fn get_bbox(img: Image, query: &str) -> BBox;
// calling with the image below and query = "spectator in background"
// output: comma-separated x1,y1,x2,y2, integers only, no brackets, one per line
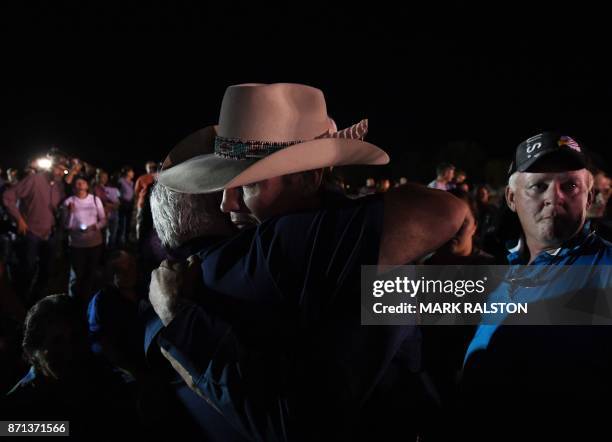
63,158,84,188
428,162,455,191
6,168,19,186
117,166,135,246
63,177,106,303
453,169,469,192
0,169,7,217
473,184,500,251
0,169,16,314
135,178,165,278
88,247,244,440
24,158,38,176
0,168,24,321
93,170,120,249
376,178,391,193
2,157,67,305
88,250,143,376
134,161,159,210
4,294,140,439
453,169,466,184
588,170,612,241
134,161,160,261
588,170,611,219
358,177,377,197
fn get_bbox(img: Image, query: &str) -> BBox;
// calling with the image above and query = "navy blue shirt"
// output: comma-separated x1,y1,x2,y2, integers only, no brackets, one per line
150,195,422,440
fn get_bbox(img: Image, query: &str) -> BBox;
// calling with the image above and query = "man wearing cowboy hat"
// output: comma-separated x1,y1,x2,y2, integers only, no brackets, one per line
149,83,467,440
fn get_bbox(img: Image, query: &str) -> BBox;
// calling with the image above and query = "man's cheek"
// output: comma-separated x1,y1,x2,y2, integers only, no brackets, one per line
243,198,258,216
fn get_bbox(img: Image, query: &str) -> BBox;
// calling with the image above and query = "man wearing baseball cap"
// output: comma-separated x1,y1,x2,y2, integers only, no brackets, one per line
461,132,612,440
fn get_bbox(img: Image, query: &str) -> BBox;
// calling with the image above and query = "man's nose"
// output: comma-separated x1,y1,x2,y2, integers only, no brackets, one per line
221,188,244,213
544,182,564,206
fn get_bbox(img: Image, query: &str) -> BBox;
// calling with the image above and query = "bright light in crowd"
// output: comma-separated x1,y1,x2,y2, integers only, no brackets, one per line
36,158,53,170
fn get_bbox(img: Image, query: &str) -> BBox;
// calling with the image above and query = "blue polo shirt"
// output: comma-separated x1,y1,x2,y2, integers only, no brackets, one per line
460,223,612,438
464,223,612,364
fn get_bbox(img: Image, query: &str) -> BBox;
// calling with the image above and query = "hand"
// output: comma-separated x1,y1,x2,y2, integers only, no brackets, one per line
88,224,97,231
149,260,185,326
72,162,83,173
149,256,202,326
17,218,28,235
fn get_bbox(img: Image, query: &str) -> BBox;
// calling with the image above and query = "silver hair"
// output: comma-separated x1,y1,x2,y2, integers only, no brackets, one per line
507,171,520,192
150,182,226,249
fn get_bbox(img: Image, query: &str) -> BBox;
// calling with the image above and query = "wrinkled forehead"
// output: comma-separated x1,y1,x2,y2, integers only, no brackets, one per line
519,168,589,184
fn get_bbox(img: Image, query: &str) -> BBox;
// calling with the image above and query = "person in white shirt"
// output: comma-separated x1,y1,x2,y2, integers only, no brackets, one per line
427,162,456,191
63,176,107,302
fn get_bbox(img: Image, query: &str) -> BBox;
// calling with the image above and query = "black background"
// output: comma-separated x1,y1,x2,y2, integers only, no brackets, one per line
1,3,610,187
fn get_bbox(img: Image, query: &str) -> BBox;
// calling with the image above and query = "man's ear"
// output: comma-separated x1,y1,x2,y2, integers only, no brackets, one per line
586,188,594,211
505,185,517,212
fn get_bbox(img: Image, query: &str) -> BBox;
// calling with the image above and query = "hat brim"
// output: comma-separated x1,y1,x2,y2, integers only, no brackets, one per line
159,133,390,193
517,148,588,173
162,126,218,170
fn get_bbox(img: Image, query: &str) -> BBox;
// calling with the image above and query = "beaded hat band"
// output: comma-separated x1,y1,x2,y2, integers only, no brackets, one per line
214,119,369,161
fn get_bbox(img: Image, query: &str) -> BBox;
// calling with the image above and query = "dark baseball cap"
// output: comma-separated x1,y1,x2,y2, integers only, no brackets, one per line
508,131,589,176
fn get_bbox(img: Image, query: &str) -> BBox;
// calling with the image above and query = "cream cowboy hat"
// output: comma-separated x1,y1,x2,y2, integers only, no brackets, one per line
158,83,390,193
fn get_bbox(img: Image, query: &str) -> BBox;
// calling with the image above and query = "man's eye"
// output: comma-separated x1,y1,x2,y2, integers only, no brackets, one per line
530,183,547,192
562,182,578,192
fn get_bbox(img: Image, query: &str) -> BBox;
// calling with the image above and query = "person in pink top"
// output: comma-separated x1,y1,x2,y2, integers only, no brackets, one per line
63,176,106,302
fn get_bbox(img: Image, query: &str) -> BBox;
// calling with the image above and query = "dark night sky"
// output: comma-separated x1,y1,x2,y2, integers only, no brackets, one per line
2,4,611,186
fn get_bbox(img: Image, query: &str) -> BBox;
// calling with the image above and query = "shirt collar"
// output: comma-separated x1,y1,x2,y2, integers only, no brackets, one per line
507,221,593,265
